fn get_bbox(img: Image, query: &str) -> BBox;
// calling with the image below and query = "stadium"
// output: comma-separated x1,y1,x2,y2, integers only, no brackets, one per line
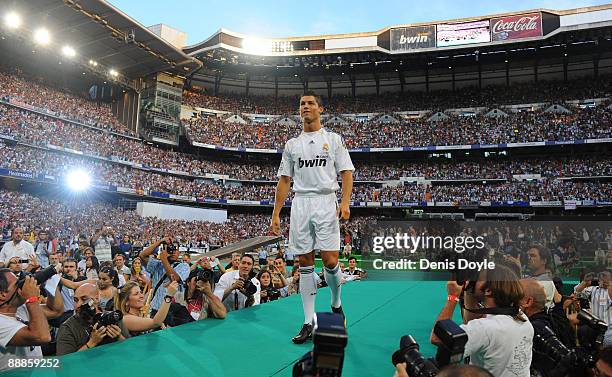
0,0,610,376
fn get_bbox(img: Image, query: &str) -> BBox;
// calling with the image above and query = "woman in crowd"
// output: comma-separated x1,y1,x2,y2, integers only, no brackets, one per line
118,280,178,336
98,266,119,310
257,269,288,303
129,256,150,292
85,255,99,280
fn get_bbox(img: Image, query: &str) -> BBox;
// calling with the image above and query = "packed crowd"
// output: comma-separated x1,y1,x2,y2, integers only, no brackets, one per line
0,190,283,248
3,141,611,187
1,142,611,203
0,70,135,136
184,105,612,149
183,75,612,114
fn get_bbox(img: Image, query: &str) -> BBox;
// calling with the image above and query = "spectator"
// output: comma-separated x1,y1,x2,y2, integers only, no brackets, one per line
113,254,130,287
214,254,260,312
118,281,179,336
0,271,51,370
85,256,99,280
33,230,55,268
117,235,132,261
575,271,611,348
138,236,190,317
56,283,129,355
77,248,95,276
431,265,533,377
0,227,36,271
129,257,150,292
91,227,115,263
97,267,119,311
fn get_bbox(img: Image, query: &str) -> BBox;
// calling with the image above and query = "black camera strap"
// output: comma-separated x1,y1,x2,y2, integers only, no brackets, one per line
459,299,519,316
151,262,181,301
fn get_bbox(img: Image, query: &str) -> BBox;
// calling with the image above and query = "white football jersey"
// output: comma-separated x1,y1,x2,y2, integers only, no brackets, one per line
277,128,354,195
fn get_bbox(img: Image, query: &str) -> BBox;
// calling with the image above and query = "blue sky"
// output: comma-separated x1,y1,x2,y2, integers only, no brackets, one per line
109,0,610,46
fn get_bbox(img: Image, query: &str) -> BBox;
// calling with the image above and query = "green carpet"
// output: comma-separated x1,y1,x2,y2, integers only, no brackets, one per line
3,280,464,377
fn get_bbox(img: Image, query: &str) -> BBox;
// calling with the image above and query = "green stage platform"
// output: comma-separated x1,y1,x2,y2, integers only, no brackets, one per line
1,277,578,377
3,279,463,377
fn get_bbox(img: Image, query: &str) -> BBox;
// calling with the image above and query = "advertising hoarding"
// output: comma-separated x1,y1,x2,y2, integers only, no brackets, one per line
491,13,542,41
390,25,436,51
436,20,490,47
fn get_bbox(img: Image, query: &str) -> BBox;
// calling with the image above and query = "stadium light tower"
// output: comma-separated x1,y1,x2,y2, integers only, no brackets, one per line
62,45,76,58
65,169,92,192
33,28,50,45
4,12,21,29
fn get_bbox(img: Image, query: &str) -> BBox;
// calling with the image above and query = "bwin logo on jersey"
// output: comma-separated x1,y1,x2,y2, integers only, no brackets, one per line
298,156,327,168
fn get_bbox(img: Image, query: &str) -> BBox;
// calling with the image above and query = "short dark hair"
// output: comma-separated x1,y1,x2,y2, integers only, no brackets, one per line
62,258,77,267
100,266,119,287
348,256,357,262
598,346,612,367
0,269,13,292
241,254,255,264
528,244,551,265
300,90,323,107
274,255,285,262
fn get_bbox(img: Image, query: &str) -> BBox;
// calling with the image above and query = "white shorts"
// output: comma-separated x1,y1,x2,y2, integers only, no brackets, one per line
289,193,340,255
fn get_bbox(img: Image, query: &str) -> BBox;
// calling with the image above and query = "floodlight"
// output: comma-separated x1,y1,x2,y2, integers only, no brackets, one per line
33,28,50,45
109,69,118,77
62,45,76,58
65,169,91,192
4,12,21,29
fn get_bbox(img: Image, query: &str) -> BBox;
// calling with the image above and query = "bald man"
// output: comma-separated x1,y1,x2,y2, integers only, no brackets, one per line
56,283,130,355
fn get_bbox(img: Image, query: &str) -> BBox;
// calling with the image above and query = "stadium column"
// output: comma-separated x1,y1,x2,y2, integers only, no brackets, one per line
593,54,600,78
245,73,250,96
214,72,223,96
477,62,482,90
374,73,380,96
505,59,510,87
274,76,278,99
425,62,430,93
563,54,568,82
350,74,356,98
398,70,405,94
326,78,332,100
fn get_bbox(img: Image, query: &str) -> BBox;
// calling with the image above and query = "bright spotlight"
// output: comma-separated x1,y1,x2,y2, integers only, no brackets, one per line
242,38,272,55
4,12,21,29
109,69,118,77
65,170,91,192
33,28,50,45
89,59,98,66
62,45,76,58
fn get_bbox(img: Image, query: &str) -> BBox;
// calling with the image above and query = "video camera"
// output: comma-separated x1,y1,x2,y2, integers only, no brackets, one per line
391,320,468,377
16,265,58,290
265,287,282,301
531,325,592,377
293,312,348,377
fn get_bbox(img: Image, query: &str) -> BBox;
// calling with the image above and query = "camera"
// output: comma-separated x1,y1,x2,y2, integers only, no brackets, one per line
94,310,123,327
293,312,348,377
16,265,58,290
265,287,281,301
240,278,258,296
196,269,214,284
577,309,608,334
391,320,468,377
531,325,591,377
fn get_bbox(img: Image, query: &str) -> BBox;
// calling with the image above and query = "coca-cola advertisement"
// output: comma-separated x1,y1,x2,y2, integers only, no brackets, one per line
491,13,542,41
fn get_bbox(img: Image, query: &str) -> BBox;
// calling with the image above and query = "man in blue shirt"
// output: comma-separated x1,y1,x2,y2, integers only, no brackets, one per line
139,236,190,317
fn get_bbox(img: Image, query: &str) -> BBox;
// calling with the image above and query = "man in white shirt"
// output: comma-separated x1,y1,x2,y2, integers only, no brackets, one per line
575,271,611,347
0,269,51,370
214,254,260,312
0,228,36,271
431,265,533,377
90,227,115,263
271,92,354,344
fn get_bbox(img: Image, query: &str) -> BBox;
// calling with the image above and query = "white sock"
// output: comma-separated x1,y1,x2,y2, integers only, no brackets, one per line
324,263,342,308
299,266,317,325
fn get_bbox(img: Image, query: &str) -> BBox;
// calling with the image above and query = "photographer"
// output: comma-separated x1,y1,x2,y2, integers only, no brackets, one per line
431,265,533,377
257,269,288,304
118,281,179,336
575,271,611,348
191,255,224,282
519,279,577,376
56,283,129,355
0,270,52,370
525,245,561,310
214,254,260,312
90,227,116,263
180,268,226,321
139,236,190,317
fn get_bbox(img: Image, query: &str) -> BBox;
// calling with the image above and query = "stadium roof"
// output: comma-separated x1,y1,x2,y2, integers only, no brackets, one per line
10,0,201,78
184,4,612,57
